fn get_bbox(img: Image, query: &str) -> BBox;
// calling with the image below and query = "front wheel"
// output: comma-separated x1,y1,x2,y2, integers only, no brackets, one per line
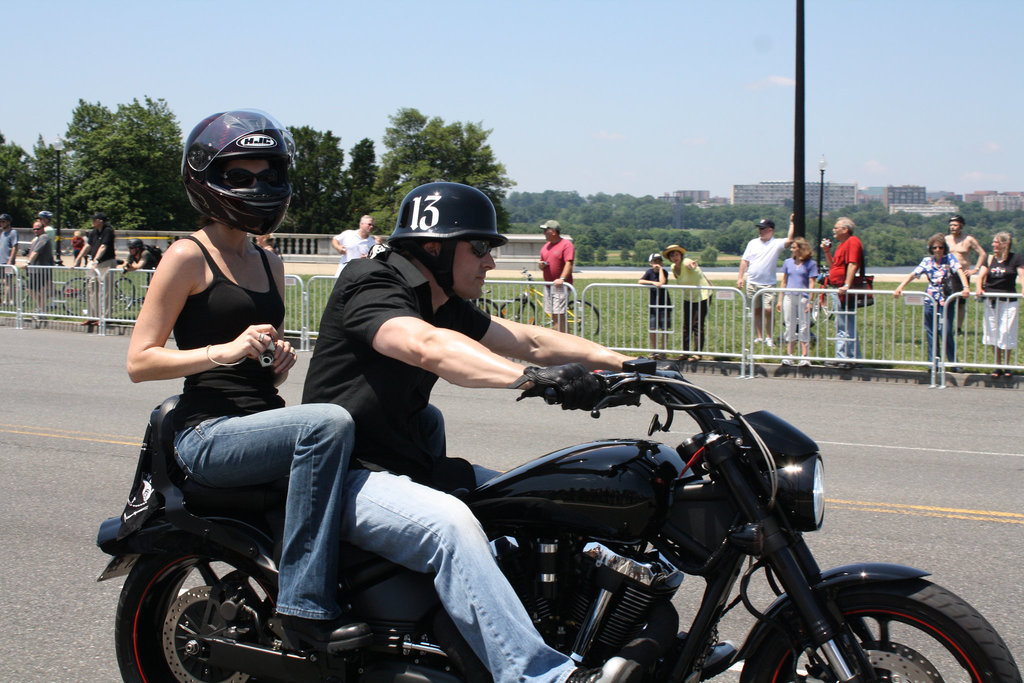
741,579,1021,683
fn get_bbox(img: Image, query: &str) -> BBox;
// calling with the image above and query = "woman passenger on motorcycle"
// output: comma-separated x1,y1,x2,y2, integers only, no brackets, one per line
125,110,358,652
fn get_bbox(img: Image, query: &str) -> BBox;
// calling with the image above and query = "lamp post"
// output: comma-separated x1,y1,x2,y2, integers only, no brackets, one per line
53,139,65,265
816,155,826,265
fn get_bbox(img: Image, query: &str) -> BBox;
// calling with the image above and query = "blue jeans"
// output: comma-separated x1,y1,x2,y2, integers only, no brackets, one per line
174,403,354,620
831,293,860,360
924,300,956,364
341,405,574,683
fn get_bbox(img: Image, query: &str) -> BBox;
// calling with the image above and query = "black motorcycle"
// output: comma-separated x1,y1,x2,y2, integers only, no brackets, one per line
97,359,1021,682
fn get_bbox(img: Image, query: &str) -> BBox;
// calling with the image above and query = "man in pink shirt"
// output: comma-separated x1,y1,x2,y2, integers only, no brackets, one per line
538,220,574,333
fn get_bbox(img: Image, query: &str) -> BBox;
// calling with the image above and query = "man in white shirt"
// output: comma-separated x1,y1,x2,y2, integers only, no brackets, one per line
736,217,795,346
332,215,376,277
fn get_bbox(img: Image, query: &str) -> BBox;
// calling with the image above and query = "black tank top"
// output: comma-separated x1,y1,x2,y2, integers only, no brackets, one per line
173,236,286,431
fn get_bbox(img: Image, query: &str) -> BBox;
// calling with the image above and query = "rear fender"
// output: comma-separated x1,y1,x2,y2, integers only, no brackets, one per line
737,562,929,659
95,515,278,581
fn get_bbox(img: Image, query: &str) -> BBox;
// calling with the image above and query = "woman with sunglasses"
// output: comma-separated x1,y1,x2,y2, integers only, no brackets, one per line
894,233,970,366
126,110,358,653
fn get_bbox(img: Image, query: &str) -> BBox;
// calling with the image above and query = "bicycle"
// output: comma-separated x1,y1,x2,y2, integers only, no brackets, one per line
480,269,601,337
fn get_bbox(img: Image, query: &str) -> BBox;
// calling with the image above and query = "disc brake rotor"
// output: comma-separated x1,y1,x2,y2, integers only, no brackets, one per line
162,586,249,683
866,642,943,683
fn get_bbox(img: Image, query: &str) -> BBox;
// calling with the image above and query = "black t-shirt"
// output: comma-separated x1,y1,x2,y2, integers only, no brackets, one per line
302,251,491,484
88,224,117,263
983,252,1024,295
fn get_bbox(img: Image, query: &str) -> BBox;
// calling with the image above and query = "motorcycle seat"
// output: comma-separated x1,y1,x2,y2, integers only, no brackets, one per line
150,396,287,516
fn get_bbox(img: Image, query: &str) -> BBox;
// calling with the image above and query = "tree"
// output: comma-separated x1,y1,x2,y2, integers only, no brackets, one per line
62,98,189,230
0,134,33,225
285,126,347,233
344,138,378,220
376,108,514,229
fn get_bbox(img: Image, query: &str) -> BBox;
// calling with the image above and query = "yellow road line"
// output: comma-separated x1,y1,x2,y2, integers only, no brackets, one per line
827,498,1024,524
0,424,139,447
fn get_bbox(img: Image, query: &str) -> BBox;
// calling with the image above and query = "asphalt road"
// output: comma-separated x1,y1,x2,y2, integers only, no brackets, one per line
1,327,1021,681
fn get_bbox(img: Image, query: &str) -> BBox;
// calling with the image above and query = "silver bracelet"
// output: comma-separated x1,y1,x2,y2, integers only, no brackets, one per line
206,344,244,367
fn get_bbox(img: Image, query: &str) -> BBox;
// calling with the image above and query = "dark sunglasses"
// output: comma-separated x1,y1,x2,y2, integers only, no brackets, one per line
930,245,946,251
222,167,282,189
466,239,494,258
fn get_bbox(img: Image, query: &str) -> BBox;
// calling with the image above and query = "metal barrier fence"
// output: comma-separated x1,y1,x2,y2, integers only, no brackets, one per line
3,269,1022,387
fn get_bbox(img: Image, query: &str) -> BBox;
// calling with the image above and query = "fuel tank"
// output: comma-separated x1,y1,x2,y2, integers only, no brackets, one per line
465,440,685,543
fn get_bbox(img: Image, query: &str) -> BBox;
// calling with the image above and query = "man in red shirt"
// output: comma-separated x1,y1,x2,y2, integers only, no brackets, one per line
538,220,574,333
821,217,863,366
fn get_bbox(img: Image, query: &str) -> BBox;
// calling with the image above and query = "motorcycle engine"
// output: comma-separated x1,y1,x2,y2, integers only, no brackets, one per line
495,538,683,664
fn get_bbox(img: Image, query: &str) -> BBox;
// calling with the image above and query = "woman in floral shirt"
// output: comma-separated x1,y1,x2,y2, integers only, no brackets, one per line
894,233,970,365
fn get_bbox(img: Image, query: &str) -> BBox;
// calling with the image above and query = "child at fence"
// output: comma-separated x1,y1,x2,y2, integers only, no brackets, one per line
639,253,672,357
778,237,817,366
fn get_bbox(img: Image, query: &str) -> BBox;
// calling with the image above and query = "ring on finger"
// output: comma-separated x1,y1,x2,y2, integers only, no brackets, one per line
257,333,264,343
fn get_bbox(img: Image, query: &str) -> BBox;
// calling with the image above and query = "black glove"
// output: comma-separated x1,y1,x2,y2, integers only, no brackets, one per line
511,363,606,411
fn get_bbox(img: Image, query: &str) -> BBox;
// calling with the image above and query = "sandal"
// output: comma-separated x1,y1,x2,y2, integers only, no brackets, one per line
687,355,701,362
991,371,1002,379
1003,370,1014,378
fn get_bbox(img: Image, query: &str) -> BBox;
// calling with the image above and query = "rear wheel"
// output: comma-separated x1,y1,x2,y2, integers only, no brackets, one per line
570,299,601,337
742,579,1021,683
115,553,273,683
111,276,137,319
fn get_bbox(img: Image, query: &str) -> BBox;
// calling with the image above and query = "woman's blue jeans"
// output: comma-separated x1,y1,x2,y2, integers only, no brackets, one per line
924,300,957,364
174,403,354,620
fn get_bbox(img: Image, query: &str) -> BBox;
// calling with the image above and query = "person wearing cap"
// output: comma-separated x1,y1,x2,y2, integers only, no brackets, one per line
737,216,795,347
37,211,60,265
81,212,118,324
944,214,986,335
638,253,672,356
1,213,19,305
538,219,574,333
663,244,713,361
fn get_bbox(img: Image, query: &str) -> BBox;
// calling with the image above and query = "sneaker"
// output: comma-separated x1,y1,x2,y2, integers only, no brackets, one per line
752,337,763,344
781,357,794,366
797,359,811,367
763,338,775,348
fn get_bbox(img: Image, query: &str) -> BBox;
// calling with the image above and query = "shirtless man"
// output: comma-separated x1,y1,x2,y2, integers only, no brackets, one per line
945,214,986,333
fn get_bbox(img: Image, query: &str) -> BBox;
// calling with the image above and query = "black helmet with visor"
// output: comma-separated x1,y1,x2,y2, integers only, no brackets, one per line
182,109,295,235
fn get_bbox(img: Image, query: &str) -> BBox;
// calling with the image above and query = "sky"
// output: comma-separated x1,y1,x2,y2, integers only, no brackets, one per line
4,0,1024,200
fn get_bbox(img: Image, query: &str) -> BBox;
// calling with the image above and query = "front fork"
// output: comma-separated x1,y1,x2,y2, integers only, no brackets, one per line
705,437,870,682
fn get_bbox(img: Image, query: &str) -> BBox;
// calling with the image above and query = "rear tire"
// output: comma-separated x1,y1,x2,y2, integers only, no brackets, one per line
115,553,271,683
741,579,1021,683
501,298,537,326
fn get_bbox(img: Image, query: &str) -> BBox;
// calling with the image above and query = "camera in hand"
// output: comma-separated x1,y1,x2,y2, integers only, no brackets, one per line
259,349,276,367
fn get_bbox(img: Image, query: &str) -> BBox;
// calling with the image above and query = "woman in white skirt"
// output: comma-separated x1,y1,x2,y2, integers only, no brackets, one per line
777,237,818,365
976,231,1024,378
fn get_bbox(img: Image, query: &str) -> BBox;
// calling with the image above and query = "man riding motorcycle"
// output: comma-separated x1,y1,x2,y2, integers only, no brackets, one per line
302,181,636,683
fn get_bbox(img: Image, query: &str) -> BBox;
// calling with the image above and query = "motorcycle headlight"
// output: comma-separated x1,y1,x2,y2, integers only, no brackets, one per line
775,453,824,531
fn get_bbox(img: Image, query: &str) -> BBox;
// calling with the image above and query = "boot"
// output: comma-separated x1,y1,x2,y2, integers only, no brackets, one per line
565,656,642,683
277,614,372,654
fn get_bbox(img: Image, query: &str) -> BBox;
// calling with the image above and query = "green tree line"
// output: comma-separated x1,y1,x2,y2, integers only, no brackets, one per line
506,191,1024,267
0,100,510,235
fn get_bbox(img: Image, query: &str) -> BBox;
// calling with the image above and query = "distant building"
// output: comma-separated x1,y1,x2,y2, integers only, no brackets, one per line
982,193,1024,211
889,202,960,217
927,190,963,203
965,190,998,204
658,190,710,203
858,187,885,204
884,185,927,208
731,181,856,211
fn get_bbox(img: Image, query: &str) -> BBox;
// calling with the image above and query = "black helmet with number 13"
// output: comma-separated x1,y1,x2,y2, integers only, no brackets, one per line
388,182,507,295
182,109,295,235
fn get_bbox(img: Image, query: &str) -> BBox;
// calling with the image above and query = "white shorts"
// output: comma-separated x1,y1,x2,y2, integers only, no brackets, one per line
982,298,1019,350
543,284,568,315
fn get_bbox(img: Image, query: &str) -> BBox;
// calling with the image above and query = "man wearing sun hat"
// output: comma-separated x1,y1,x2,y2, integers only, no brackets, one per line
737,217,794,347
